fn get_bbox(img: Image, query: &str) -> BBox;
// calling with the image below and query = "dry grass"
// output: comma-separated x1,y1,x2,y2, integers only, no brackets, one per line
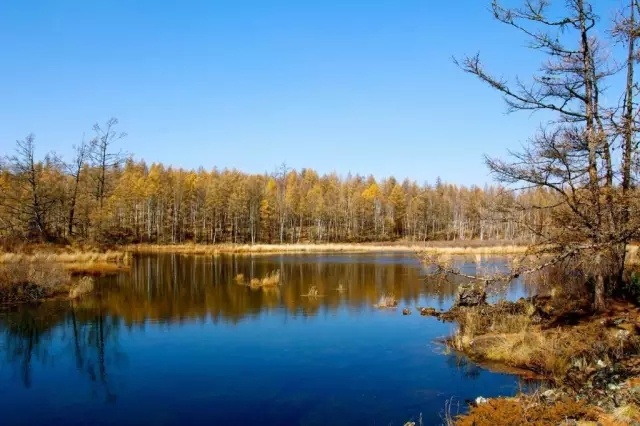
129,242,420,254
448,300,640,381
446,296,640,426
0,251,130,275
68,276,95,299
253,270,280,287
375,292,398,308
127,242,533,255
0,260,70,303
302,286,321,298
0,251,126,263
454,395,599,426
421,244,529,255
608,404,640,425
235,270,281,288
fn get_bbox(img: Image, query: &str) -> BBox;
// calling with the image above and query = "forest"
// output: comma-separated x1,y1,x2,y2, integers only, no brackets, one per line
0,119,554,246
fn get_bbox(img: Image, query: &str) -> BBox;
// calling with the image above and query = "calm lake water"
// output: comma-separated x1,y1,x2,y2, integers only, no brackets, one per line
0,253,534,425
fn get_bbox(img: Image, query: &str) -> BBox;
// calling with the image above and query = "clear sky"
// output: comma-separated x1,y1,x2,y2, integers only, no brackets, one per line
0,0,621,186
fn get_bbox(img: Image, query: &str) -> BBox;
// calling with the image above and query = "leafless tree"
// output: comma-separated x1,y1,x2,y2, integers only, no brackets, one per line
455,0,640,310
6,135,61,240
90,117,127,231
66,135,90,236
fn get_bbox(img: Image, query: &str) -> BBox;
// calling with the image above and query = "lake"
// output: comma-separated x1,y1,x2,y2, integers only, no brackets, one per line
0,253,534,425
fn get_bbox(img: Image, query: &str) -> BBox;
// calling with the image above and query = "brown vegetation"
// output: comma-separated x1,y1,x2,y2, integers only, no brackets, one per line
128,242,532,255
453,395,599,426
0,245,128,303
448,299,640,381
234,270,281,288
68,276,95,299
375,293,398,308
0,249,130,276
0,260,70,303
435,290,640,425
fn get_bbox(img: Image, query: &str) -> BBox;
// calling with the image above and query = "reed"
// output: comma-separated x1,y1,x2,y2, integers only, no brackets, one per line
235,270,281,288
374,293,398,308
68,276,95,299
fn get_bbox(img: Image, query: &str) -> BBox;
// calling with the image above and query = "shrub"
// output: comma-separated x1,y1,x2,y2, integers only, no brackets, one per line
0,260,69,303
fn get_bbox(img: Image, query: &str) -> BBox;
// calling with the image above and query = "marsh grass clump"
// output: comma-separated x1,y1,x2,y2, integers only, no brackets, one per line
453,395,598,426
375,292,398,308
302,286,320,298
68,276,95,299
239,270,281,288
0,260,70,303
260,270,280,287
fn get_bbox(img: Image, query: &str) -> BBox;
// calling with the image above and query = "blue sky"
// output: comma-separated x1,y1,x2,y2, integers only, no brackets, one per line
0,0,621,185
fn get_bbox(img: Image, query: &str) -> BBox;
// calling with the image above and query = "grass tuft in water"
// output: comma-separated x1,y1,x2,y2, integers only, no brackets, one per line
69,276,95,299
375,292,398,308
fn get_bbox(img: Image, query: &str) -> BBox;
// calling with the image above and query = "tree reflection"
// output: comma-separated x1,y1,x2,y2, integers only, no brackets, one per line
0,253,538,398
0,302,125,402
90,253,460,325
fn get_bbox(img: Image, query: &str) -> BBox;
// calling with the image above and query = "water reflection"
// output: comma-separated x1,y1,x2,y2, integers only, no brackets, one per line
96,253,442,324
0,253,535,426
91,253,534,325
0,303,125,402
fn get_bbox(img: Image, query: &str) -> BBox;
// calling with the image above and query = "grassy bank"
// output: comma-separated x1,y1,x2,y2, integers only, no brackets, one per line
0,247,129,304
0,260,97,304
127,241,530,255
436,295,640,425
0,250,130,275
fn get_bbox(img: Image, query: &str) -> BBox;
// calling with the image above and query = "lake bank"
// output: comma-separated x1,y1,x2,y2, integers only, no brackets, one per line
127,241,531,255
0,250,130,304
0,260,101,304
427,292,640,425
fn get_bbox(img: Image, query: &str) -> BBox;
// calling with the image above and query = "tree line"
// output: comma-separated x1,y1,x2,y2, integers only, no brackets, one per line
0,119,554,245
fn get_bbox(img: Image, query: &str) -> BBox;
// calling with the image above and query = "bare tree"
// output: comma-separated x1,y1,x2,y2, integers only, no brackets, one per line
6,135,61,240
66,135,90,236
455,0,640,310
90,118,127,231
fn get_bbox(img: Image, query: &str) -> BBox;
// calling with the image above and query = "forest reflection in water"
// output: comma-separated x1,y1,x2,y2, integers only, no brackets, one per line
91,253,535,325
0,301,124,402
0,253,537,425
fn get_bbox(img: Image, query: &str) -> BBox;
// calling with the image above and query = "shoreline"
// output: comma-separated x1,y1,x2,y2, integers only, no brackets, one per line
0,251,130,305
126,242,531,255
425,296,640,425
0,251,130,274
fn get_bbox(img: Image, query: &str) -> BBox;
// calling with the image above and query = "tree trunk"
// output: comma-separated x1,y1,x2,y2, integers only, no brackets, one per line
593,253,607,312
594,272,606,312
